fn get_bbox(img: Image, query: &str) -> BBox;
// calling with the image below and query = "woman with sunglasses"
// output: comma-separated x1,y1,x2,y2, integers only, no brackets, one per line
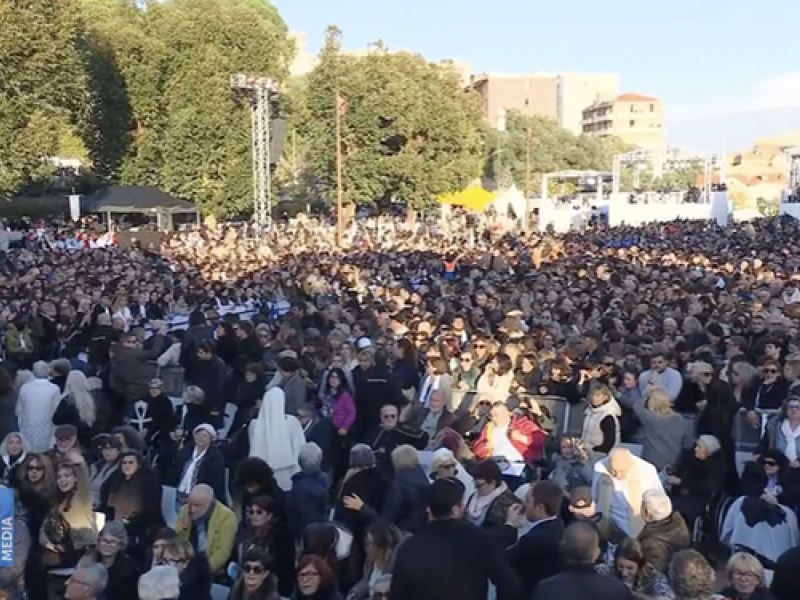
758,396,800,469
235,496,295,598
228,548,280,600
18,453,55,600
741,450,800,509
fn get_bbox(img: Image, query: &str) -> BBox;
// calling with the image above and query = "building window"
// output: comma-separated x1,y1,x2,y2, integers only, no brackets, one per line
629,120,636,127
650,104,655,112
524,98,529,107
630,105,636,113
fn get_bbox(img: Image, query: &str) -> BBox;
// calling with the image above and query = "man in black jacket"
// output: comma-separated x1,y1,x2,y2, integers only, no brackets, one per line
499,480,565,598
532,522,633,600
390,478,519,600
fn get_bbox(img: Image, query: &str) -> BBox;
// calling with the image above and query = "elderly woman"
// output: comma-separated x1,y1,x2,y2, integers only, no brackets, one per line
138,566,182,600
759,396,800,467
464,459,520,533
720,552,777,600
175,423,226,505
632,387,690,472
428,447,474,503
228,547,281,600
81,521,139,600
668,549,718,600
287,443,330,539
666,434,726,531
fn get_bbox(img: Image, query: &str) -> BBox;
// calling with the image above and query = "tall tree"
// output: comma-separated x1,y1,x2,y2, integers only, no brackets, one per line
298,29,485,209
0,0,91,197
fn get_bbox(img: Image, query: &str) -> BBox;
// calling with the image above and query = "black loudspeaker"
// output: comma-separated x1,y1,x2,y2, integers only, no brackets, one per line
270,118,288,164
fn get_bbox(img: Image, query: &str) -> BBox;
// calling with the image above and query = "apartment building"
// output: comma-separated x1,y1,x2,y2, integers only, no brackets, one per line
582,93,666,149
469,73,559,126
557,73,619,135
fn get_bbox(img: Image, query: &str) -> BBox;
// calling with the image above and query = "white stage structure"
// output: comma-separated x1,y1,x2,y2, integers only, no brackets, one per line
779,146,800,218
539,148,730,232
231,74,279,229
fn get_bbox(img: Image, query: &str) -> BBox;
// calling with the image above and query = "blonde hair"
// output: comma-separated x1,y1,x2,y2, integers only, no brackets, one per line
726,552,765,586
645,387,673,415
391,444,420,472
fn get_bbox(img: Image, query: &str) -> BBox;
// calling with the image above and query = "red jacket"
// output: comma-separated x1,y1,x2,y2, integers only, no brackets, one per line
473,416,548,463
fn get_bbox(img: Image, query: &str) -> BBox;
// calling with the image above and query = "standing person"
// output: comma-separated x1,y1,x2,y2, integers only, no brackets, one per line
193,342,228,427
531,522,633,600
389,478,520,600
17,361,61,453
249,388,306,491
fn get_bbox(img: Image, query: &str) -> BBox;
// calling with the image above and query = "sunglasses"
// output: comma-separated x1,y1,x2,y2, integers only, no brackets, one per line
764,369,779,374
762,460,778,467
27,465,43,472
243,564,266,575
248,508,267,516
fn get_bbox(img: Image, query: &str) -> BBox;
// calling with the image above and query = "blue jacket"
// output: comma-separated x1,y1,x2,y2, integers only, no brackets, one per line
288,469,330,537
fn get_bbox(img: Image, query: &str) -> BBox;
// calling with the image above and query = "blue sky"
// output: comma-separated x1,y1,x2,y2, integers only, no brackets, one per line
272,0,800,121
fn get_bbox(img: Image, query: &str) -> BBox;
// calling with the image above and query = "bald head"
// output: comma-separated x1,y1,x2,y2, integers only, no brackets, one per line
187,484,214,520
609,448,635,479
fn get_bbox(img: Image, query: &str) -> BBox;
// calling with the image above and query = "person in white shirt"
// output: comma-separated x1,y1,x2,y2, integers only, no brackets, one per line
17,361,61,452
638,350,683,401
592,447,665,539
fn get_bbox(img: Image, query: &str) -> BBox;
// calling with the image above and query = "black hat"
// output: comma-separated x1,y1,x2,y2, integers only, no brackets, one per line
55,424,78,440
569,486,593,510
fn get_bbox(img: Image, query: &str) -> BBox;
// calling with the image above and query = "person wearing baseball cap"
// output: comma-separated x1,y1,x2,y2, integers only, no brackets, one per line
568,487,597,520
47,424,80,464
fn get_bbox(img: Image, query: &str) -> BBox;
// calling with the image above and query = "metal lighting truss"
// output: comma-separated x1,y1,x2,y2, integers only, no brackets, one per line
231,75,279,229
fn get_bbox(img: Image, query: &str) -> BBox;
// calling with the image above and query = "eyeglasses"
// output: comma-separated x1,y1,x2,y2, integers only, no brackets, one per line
477,401,491,407
243,564,266,575
762,460,778,467
731,570,759,580
788,404,800,411
27,465,43,472
99,538,120,546
298,571,320,580
764,369,779,374
248,508,267,517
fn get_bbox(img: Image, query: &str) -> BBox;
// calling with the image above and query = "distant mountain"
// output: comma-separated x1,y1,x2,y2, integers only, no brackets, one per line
669,107,800,151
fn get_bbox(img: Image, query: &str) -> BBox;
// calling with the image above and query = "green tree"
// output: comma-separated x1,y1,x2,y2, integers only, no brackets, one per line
297,28,485,209
484,111,633,192
0,0,91,197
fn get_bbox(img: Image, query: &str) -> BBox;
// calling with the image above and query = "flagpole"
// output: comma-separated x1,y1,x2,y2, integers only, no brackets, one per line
336,93,344,248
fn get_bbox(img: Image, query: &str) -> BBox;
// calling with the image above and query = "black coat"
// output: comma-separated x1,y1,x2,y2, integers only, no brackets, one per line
100,467,164,543
379,466,429,534
334,468,389,543
637,512,691,573
532,564,634,600
174,445,226,503
500,517,564,599
772,545,800,600
103,553,140,600
390,518,520,600
179,553,212,600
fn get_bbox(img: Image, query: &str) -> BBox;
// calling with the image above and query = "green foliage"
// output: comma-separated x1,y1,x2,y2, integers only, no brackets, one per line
295,28,485,209
0,0,91,198
485,111,634,193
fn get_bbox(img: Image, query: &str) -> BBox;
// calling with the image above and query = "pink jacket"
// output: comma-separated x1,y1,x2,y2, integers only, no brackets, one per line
328,391,357,432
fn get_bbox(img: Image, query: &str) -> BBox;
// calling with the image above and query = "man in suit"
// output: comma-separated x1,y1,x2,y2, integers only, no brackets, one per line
500,480,566,598
390,478,519,600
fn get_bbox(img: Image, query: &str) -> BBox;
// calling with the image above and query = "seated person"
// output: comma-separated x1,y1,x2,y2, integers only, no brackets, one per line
665,434,726,530
637,490,691,574
740,451,800,510
473,401,547,465
592,447,665,541
175,484,236,577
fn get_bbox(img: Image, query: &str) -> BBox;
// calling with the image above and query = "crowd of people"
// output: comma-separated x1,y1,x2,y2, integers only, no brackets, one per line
2,213,800,600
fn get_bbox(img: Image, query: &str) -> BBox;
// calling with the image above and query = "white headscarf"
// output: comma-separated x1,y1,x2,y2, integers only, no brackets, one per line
250,388,302,473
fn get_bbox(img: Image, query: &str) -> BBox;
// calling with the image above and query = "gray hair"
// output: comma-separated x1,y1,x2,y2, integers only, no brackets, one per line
298,442,323,471
138,566,181,600
349,444,376,469
32,361,50,379
669,549,715,599
99,520,129,548
641,490,673,522
697,434,721,455
182,385,205,404
74,562,108,596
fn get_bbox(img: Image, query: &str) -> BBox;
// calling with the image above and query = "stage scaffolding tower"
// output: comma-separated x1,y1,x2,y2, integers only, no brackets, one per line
231,75,279,230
